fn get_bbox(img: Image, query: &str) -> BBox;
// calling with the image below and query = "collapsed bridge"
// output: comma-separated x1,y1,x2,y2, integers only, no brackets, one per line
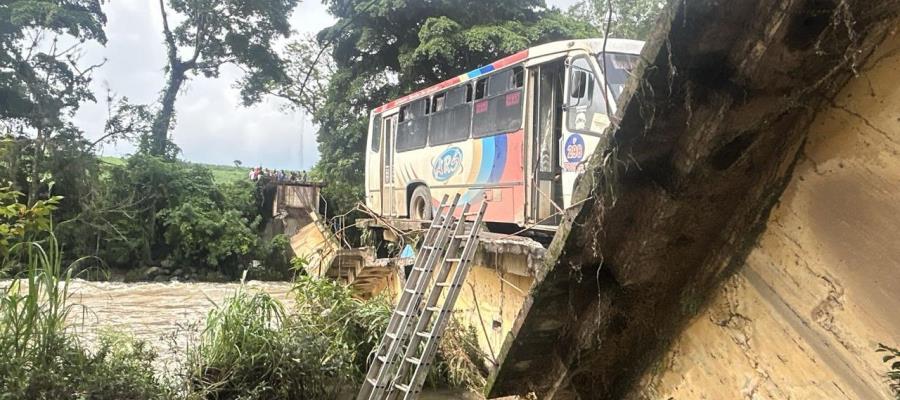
486,0,900,398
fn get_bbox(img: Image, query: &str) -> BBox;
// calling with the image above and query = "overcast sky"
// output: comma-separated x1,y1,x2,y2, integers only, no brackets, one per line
72,0,577,170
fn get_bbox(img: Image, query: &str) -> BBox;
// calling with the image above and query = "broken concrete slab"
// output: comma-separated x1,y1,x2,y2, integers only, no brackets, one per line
486,0,900,398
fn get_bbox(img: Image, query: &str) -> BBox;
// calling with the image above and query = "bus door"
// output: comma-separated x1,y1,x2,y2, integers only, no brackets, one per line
380,114,398,216
561,54,610,208
529,61,565,225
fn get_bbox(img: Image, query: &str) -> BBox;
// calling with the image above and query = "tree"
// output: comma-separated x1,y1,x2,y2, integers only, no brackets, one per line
0,0,107,204
568,0,665,40
148,0,301,156
290,0,594,213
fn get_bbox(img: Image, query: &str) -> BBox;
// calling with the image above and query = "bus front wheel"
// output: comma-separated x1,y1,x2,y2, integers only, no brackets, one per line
410,186,433,221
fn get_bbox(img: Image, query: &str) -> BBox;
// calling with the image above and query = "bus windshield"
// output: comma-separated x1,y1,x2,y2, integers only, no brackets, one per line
599,52,641,100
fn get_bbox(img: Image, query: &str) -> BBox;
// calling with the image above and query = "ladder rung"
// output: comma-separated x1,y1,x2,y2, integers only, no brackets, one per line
453,234,472,239
425,306,440,313
446,258,462,263
436,281,454,287
386,332,398,340
412,266,426,272
395,310,408,316
367,377,377,385
430,224,443,229
463,212,481,217
406,356,421,365
394,383,410,393
377,355,387,363
416,330,431,338
404,288,417,294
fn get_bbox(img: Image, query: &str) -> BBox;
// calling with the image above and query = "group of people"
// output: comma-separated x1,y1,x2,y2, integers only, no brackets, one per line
249,166,308,183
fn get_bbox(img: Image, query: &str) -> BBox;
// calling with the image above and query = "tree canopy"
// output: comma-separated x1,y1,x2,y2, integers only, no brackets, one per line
303,0,595,211
568,0,665,40
0,0,106,130
148,0,301,156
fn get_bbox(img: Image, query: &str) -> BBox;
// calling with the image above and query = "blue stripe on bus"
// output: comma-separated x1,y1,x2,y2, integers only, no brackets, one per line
488,134,507,183
476,136,495,184
466,64,495,79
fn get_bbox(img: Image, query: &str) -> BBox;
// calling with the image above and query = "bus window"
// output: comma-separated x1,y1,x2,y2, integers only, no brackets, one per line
465,85,473,102
397,99,427,151
430,86,471,146
370,114,382,152
446,86,466,107
512,66,524,88
601,53,641,100
475,79,487,100
432,92,446,113
488,68,512,96
566,57,607,135
473,65,524,138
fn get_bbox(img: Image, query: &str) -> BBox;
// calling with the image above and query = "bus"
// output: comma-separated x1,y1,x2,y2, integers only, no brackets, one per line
364,38,643,230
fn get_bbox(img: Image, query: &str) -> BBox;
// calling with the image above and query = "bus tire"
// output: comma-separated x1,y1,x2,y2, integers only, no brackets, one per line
409,186,433,221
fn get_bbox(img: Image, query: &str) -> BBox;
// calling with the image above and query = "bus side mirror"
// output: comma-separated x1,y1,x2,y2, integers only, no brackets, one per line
569,70,588,106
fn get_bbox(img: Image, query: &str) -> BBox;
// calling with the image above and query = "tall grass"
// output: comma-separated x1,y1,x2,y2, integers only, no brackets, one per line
184,276,391,399
184,276,487,399
0,235,169,399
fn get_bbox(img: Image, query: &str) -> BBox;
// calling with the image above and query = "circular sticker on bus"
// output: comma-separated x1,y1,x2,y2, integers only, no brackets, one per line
564,134,585,164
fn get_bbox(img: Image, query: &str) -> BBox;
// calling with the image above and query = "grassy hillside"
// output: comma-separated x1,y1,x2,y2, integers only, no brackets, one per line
99,156,247,184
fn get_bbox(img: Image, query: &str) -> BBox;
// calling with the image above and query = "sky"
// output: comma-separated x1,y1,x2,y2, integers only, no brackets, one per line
72,0,578,170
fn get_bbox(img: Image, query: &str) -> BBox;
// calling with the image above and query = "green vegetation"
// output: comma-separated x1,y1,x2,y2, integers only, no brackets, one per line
567,0,666,40
0,202,171,399
879,343,900,398
0,203,483,398
101,156,247,184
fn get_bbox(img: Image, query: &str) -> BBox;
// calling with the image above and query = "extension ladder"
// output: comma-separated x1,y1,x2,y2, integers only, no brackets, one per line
358,194,487,400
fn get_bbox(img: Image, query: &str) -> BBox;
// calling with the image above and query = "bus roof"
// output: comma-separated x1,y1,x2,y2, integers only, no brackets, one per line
372,38,644,115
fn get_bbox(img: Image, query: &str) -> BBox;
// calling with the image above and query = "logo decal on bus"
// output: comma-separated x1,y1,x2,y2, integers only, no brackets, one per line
565,134,585,163
432,147,464,182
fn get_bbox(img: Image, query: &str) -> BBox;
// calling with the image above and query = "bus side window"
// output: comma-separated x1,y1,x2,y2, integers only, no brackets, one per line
475,79,487,100
511,66,524,89
466,85,473,102
567,57,607,134
397,99,427,151
432,92,446,113
370,114,382,152
430,86,471,146
399,105,408,122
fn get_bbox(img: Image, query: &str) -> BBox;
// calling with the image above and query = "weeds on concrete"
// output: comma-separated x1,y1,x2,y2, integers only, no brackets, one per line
878,343,900,398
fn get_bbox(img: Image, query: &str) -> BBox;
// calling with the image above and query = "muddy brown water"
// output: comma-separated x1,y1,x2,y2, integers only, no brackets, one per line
7,279,480,399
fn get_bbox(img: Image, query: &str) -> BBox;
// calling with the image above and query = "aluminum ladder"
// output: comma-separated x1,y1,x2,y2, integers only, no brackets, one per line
385,200,488,400
358,194,460,400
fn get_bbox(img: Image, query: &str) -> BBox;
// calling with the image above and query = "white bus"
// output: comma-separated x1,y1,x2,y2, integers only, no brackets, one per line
365,38,643,230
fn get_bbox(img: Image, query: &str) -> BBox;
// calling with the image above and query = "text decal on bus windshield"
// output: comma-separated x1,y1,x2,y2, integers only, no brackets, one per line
432,147,464,182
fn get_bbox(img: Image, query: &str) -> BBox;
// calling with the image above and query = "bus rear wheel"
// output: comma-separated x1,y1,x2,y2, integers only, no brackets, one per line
410,186,433,221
